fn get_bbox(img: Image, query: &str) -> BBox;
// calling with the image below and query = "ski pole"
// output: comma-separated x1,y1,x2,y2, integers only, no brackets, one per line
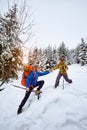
11,84,42,100
0,88,5,91
63,77,64,89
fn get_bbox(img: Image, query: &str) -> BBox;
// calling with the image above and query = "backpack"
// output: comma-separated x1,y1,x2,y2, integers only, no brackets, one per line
21,65,34,86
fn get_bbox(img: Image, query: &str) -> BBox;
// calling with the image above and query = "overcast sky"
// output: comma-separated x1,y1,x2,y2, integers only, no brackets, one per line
0,0,87,49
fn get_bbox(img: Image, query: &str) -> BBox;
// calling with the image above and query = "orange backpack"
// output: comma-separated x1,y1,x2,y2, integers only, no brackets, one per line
21,65,34,86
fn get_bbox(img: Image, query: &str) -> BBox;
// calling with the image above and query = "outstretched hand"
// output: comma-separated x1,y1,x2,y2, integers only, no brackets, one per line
50,68,53,72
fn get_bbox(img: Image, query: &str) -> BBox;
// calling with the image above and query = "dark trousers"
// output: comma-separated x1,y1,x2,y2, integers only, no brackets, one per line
19,80,44,109
55,73,72,88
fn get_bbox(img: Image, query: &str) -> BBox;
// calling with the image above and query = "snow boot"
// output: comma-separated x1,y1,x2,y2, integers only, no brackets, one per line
17,107,22,115
35,90,42,95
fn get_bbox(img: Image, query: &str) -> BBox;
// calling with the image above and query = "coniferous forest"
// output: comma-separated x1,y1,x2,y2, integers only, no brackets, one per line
0,4,87,84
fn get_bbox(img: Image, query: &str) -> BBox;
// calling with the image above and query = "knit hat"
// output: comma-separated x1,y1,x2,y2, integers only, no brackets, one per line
59,57,64,62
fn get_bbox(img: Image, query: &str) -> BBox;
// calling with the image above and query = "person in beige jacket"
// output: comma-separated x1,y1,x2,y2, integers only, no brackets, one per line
53,57,72,88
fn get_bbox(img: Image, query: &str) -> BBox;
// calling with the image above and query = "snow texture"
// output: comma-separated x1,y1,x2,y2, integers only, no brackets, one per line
0,64,87,130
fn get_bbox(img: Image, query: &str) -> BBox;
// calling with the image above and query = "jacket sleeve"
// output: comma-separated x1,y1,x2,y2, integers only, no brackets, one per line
65,64,68,70
38,71,50,76
26,72,34,88
53,64,59,70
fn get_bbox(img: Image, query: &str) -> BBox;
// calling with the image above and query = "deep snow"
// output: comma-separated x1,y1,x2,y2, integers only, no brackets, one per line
0,64,87,130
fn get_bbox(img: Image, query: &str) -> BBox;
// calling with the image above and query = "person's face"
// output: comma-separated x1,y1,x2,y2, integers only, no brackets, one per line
34,65,41,71
59,59,62,62
37,66,41,71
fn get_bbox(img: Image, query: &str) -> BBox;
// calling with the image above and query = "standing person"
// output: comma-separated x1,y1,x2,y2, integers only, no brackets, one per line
17,64,50,114
53,57,72,88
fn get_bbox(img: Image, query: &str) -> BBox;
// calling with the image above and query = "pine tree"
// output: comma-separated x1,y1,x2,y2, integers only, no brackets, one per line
28,47,43,66
58,42,67,60
75,45,80,64
66,48,71,65
0,4,23,82
42,45,57,70
52,47,58,65
78,38,87,66
69,49,76,64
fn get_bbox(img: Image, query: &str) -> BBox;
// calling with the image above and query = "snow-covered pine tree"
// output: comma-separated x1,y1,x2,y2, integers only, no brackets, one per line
0,4,23,82
78,38,87,66
28,47,43,66
52,46,58,65
74,45,80,64
65,48,72,65
69,49,76,64
58,42,67,61
43,45,57,70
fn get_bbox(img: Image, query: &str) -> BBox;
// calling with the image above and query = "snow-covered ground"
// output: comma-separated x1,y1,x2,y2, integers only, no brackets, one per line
0,64,87,130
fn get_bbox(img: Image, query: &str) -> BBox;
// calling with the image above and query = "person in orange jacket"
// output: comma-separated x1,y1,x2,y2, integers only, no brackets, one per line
17,64,51,114
53,57,72,88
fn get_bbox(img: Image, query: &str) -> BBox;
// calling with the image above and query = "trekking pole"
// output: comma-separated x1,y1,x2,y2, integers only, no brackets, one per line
63,77,64,89
37,94,40,100
11,84,42,99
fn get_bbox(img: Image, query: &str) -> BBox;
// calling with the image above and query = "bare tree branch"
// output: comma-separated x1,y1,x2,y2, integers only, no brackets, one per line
18,0,34,43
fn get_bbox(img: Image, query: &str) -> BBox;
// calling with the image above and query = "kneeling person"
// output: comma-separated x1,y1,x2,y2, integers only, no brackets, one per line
17,64,50,114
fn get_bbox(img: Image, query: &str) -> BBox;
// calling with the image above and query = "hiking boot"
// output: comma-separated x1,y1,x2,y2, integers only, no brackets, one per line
17,107,22,115
54,85,58,89
35,90,41,95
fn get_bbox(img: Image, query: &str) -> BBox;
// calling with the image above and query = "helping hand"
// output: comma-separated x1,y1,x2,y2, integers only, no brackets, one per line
50,68,53,72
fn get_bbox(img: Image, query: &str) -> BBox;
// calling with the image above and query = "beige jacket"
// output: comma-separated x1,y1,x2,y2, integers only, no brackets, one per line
53,61,68,74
